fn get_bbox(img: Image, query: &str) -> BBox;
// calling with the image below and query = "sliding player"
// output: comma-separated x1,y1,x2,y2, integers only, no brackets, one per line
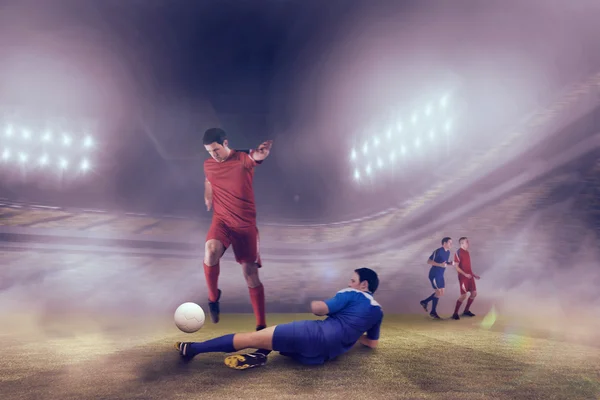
175,268,383,370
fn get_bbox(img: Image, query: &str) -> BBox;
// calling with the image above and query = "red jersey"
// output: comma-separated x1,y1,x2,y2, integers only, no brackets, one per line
204,150,261,227
454,248,473,276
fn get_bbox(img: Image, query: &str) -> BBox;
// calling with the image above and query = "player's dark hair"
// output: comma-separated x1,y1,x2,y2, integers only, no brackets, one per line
354,267,379,293
441,237,452,245
203,128,227,145
459,237,468,244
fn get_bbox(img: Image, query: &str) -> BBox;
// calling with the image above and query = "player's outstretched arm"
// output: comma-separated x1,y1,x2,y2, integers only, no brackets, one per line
251,140,273,161
310,301,329,316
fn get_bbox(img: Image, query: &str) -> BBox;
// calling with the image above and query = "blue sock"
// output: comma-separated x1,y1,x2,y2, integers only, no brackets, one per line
423,293,436,303
431,297,439,314
189,334,236,356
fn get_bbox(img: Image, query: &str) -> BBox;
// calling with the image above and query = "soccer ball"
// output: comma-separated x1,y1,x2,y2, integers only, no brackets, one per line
174,302,205,333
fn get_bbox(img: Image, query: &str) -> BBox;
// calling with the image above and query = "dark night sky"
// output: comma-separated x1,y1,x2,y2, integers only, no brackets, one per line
1,0,600,222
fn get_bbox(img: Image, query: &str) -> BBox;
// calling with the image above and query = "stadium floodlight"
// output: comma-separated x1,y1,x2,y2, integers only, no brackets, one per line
349,91,456,185
440,95,448,108
62,134,72,147
0,119,98,177
83,136,94,148
59,157,69,169
39,154,49,166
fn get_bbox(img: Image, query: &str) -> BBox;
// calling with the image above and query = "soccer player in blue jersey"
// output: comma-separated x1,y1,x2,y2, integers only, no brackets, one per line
420,237,454,319
175,267,383,370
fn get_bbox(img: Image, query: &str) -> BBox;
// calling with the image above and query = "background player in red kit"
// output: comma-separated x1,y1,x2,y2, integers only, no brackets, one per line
452,237,480,320
202,128,273,332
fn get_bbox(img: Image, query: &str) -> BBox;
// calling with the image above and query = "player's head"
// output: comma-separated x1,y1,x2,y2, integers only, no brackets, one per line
459,236,469,250
203,128,230,162
441,237,452,249
350,267,379,294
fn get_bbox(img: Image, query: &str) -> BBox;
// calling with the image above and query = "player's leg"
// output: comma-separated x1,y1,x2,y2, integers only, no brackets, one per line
241,262,266,328
462,285,477,316
431,287,444,318
429,272,445,319
421,270,439,312
204,220,230,324
176,326,277,369
231,226,266,330
453,281,469,320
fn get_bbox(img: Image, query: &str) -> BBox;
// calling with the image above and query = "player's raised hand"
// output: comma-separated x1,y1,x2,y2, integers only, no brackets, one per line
253,140,273,161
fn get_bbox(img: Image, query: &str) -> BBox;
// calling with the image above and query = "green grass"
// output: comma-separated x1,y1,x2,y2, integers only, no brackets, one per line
1,314,599,400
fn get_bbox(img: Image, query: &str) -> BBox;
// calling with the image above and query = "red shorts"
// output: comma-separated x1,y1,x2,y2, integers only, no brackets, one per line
206,220,262,267
458,277,476,295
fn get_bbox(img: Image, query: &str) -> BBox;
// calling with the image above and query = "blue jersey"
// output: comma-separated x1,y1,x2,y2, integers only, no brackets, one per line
321,288,384,360
428,247,451,274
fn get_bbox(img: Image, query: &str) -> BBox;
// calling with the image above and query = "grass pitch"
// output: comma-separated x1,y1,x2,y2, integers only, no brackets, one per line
1,313,598,400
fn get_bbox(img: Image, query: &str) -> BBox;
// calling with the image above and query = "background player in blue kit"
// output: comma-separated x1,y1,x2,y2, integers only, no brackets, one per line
420,237,454,319
175,268,383,370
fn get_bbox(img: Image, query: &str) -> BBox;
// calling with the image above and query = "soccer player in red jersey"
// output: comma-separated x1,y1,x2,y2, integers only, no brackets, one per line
452,237,481,320
202,128,273,332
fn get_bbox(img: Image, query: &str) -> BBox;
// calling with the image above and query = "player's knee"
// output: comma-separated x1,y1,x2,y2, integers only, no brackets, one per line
204,240,223,264
471,291,477,298
459,294,468,301
242,263,261,287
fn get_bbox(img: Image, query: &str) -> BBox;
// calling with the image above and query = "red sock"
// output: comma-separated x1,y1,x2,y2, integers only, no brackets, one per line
454,300,463,315
248,284,266,327
465,297,474,312
203,262,220,302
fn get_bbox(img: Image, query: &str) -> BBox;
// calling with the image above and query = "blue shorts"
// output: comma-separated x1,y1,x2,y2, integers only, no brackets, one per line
428,267,445,289
272,320,328,365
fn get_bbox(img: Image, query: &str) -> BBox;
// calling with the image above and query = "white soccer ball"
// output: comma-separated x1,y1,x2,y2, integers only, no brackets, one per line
174,302,205,333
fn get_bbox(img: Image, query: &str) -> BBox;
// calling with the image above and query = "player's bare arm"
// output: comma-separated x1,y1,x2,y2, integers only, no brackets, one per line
310,300,329,316
427,258,447,267
358,335,378,349
204,179,213,211
455,265,472,278
251,140,273,161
